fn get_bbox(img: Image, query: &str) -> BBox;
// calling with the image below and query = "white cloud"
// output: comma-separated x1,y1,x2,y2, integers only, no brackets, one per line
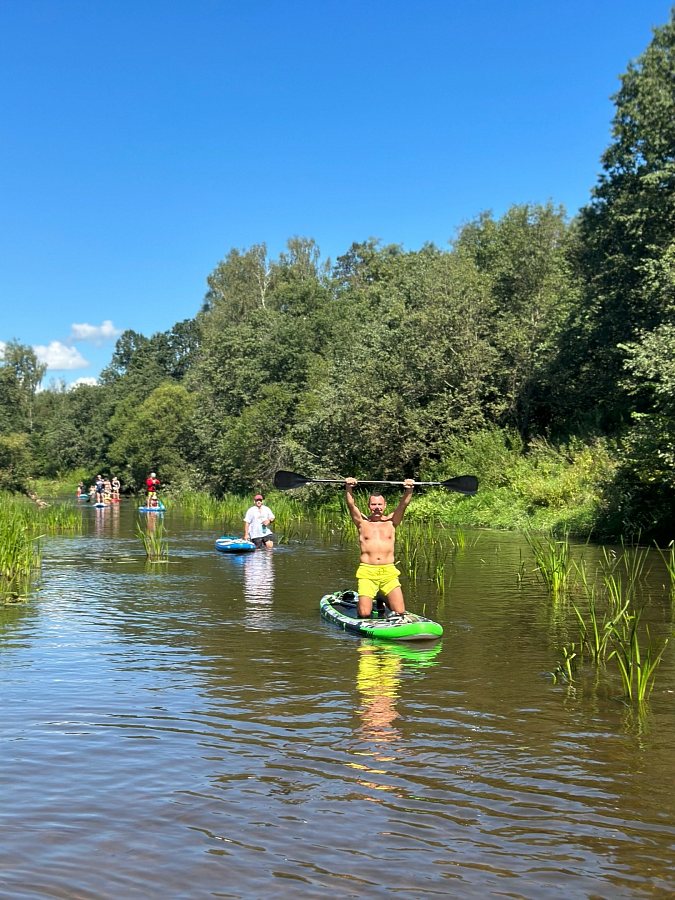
68,319,122,345
69,377,98,388
0,341,5,359
34,341,90,371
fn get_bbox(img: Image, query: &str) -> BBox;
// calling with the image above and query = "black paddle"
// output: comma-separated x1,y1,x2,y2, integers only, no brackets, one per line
273,470,478,495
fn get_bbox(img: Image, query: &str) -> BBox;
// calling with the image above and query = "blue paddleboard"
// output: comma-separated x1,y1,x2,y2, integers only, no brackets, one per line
215,536,256,553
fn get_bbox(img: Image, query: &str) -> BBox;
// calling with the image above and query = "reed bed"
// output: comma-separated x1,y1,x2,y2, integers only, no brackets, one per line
0,496,41,598
551,539,672,704
1,494,85,599
37,503,82,533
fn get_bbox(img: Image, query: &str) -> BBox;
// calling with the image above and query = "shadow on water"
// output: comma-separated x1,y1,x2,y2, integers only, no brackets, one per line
1,501,675,898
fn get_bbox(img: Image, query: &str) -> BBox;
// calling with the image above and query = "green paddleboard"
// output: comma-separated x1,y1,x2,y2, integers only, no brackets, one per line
320,591,443,642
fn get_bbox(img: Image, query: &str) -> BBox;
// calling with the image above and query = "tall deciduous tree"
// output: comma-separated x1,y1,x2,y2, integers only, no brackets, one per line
0,340,47,432
563,11,675,428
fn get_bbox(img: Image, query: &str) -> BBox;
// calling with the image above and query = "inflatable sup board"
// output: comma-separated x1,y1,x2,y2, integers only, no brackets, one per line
320,590,443,642
215,536,256,553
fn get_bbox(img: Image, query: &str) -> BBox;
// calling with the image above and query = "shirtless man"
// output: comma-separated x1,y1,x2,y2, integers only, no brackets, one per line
345,477,415,618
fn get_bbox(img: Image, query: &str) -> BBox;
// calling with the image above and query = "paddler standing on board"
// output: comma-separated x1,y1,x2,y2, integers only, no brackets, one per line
345,477,415,618
146,472,160,505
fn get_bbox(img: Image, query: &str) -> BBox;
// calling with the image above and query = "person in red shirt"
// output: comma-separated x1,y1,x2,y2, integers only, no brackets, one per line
146,472,160,504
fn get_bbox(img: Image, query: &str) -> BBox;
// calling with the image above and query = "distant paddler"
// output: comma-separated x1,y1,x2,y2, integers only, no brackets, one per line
146,472,160,505
243,493,275,549
345,477,415,619
111,476,120,501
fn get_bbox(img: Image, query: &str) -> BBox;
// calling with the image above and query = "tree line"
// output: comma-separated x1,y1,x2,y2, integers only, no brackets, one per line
3,11,675,537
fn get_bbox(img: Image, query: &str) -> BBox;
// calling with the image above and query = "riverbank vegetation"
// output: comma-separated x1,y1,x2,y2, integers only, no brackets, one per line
3,14,675,541
0,494,82,599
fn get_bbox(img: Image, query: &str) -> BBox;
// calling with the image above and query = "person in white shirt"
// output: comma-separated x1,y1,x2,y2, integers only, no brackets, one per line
243,493,275,549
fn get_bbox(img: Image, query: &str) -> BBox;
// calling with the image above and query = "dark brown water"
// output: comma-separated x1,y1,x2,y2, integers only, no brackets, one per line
2,503,675,899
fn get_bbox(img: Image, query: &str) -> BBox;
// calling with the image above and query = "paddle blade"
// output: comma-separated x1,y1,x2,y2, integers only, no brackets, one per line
274,470,311,491
442,475,478,495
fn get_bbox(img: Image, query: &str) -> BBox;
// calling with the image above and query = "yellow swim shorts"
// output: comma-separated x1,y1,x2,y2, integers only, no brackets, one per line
356,563,401,599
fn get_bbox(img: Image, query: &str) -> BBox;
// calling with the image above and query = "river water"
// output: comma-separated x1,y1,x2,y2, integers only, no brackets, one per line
1,502,675,899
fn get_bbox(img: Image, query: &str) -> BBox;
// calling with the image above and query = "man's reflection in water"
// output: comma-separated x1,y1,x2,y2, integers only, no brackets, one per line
145,511,158,534
356,643,443,759
356,644,403,749
110,501,120,537
243,551,274,626
94,505,107,537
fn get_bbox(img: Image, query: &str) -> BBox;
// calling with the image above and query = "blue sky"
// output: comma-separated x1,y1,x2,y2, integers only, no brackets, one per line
0,0,670,384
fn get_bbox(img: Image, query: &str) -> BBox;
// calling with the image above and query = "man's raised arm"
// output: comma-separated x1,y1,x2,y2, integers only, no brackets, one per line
391,479,415,527
345,477,364,526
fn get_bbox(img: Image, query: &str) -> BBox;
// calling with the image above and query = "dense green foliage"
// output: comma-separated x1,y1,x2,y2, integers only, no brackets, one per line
3,12,675,539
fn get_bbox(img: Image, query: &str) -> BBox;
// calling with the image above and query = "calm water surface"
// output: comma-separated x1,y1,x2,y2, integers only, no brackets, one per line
1,503,675,899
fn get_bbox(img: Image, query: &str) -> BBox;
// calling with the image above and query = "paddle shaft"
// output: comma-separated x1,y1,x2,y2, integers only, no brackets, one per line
273,469,477,494
303,478,454,487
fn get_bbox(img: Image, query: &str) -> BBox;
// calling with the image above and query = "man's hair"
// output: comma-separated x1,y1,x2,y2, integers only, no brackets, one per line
369,491,385,501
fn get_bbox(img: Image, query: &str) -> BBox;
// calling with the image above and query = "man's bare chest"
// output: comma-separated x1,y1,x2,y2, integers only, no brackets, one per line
359,521,395,543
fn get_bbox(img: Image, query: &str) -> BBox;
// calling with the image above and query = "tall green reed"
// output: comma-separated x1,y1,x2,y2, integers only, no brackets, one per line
656,540,675,600
525,531,572,597
136,519,169,562
609,607,670,703
0,497,42,598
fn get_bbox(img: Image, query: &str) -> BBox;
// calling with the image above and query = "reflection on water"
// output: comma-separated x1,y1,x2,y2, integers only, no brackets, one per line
1,503,675,899
242,550,274,628
356,643,443,754
93,501,121,538
243,550,274,603
356,644,403,746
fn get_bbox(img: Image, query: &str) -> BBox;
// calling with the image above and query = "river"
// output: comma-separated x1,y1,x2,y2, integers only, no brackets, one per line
1,501,674,899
